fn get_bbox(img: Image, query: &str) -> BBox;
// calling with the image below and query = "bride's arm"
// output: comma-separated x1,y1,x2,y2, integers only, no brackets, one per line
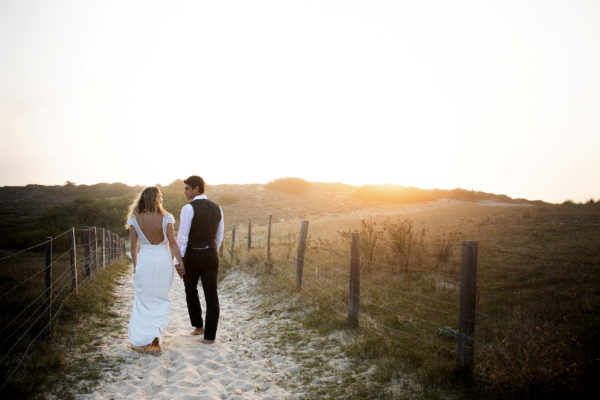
129,227,138,272
167,223,185,276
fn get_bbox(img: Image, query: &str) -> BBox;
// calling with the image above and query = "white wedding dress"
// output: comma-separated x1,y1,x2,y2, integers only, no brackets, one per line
126,213,175,346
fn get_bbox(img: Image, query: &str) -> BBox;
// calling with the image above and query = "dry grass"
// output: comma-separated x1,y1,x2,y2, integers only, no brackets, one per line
0,241,129,400
225,201,600,398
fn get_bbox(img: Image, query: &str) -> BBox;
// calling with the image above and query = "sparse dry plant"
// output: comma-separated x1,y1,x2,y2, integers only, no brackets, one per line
382,217,426,270
358,217,381,268
432,231,462,269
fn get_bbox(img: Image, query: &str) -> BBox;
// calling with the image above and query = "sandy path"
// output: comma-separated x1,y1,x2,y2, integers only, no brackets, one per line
77,268,300,400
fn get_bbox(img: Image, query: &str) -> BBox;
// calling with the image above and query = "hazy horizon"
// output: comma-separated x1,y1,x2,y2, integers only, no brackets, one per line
0,176,575,204
1,1,599,204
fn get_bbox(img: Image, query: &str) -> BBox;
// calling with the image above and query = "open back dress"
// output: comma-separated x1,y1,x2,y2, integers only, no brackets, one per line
126,213,175,346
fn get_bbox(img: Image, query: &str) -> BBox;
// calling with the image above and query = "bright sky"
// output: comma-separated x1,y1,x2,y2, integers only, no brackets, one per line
1,0,599,203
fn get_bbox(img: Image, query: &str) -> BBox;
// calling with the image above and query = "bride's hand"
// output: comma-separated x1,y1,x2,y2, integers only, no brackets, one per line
175,262,185,278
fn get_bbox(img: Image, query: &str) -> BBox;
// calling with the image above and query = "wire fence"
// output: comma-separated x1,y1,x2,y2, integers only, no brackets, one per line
0,227,126,390
222,213,600,381
3,211,596,392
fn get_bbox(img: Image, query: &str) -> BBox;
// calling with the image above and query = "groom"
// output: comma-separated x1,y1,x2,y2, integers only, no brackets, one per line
175,175,224,344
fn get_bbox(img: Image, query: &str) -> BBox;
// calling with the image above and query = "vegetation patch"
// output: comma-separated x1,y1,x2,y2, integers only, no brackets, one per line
265,177,313,195
224,201,600,399
0,260,129,399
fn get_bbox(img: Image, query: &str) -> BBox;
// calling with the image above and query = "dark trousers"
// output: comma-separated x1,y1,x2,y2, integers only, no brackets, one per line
183,248,219,341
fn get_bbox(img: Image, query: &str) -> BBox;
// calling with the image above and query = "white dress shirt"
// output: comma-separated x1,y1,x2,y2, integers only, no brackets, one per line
177,194,224,257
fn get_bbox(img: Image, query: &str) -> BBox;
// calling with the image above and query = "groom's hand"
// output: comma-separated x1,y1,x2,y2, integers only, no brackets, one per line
175,263,185,278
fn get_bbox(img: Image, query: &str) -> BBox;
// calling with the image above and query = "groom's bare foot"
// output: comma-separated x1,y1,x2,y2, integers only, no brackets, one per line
191,327,204,336
200,338,215,344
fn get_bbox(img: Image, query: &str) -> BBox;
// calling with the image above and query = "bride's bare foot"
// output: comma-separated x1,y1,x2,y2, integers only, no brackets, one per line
147,337,161,352
191,327,204,336
200,338,215,344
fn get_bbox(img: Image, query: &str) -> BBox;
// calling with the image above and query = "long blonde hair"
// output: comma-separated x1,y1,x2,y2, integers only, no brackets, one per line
127,186,166,221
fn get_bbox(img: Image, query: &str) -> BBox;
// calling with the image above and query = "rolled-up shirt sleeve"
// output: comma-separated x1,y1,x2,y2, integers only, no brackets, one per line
177,204,193,258
216,206,224,251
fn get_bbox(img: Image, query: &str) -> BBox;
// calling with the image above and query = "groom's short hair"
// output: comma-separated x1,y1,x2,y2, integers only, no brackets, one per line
184,175,205,194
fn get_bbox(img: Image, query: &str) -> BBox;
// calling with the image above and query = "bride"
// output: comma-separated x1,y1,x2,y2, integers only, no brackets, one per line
126,186,184,351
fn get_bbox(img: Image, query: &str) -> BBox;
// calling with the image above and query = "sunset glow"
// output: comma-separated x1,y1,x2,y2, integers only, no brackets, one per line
1,0,599,203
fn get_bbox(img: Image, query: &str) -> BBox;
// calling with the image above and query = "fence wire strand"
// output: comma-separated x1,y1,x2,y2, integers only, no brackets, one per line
0,289,76,392
481,244,600,266
1,227,124,387
0,264,76,350
0,267,47,300
0,241,49,263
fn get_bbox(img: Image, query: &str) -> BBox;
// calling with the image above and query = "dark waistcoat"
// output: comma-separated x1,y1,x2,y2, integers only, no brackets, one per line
188,198,221,248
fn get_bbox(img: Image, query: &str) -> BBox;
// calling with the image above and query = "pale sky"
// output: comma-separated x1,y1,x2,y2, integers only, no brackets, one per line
1,0,599,203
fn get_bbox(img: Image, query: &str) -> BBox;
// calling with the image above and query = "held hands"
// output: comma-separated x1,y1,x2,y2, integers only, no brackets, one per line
175,262,185,278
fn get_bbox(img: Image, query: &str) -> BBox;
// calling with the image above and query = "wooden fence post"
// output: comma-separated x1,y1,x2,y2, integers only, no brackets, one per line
267,214,272,265
84,228,91,277
44,237,52,336
92,227,98,272
100,228,105,269
111,233,115,260
230,224,236,261
348,232,360,327
69,227,78,293
296,221,309,290
247,218,252,251
106,230,111,264
458,241,478,373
